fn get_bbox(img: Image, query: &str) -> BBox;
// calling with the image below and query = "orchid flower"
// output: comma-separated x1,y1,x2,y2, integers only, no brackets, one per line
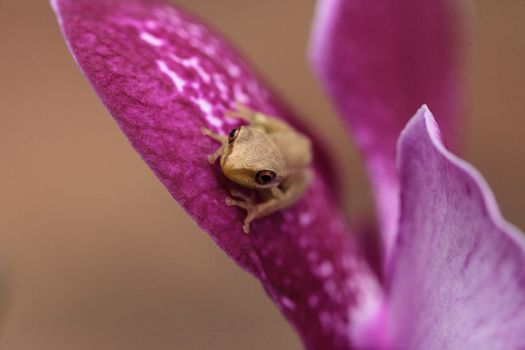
51,0,525,349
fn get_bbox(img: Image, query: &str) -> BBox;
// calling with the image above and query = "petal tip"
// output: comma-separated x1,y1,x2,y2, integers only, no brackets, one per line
308,0,337,72
390,108,525,349
404,105,525,251
50,0,61,14
50,0,56,10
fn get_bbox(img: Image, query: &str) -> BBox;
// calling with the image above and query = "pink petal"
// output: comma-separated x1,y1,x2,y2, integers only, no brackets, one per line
309,0,467,258
387,106,525,349
51,0,383,347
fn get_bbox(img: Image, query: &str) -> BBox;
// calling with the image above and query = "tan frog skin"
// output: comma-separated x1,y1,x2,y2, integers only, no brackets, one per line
202,104,313,233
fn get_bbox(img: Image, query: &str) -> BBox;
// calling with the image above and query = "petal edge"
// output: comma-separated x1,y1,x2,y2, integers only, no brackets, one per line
387,106,525,350
309,0,467,259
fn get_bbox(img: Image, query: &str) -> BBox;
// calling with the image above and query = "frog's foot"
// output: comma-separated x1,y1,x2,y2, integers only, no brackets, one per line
225,190,257,233
206,146,223,164
226,103,256,122
202,127,227,143
242,211,259,234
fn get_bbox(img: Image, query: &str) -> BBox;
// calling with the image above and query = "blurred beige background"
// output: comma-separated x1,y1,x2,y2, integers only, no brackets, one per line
0,1,523,349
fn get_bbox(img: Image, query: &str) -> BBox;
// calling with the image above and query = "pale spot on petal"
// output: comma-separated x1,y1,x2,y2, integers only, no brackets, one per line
299,212,314,227
227,63,241,77
140,31,164,47
317,260,333,277
156,59,184,91
281,296,296,311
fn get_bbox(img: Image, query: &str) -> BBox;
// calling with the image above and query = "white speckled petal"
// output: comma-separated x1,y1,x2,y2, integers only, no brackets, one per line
51,0,384,348
387,106,525,350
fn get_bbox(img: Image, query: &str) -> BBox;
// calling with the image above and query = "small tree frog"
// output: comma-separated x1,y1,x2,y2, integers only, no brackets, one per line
202,104,313,233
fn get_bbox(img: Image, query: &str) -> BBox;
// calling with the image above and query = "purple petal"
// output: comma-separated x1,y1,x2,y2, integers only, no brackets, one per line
51,0,383,347
309,0,467,258
387,106,525,349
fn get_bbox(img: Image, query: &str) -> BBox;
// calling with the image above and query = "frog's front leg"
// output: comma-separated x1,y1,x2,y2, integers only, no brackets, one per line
225,189,257,233
201,127,226,163
227,170,312,234
225,103,258,122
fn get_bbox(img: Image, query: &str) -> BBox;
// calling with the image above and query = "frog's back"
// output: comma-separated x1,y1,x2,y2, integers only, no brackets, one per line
271,130,312,173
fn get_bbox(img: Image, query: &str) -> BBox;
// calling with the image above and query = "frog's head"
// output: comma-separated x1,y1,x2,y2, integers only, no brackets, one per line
220,126,285,190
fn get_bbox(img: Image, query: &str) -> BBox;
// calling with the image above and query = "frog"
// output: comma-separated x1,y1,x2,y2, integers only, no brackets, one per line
202,104,313,233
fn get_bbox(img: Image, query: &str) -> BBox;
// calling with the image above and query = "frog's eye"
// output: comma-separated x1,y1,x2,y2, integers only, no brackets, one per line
228,128,240,144
255,170,277,185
